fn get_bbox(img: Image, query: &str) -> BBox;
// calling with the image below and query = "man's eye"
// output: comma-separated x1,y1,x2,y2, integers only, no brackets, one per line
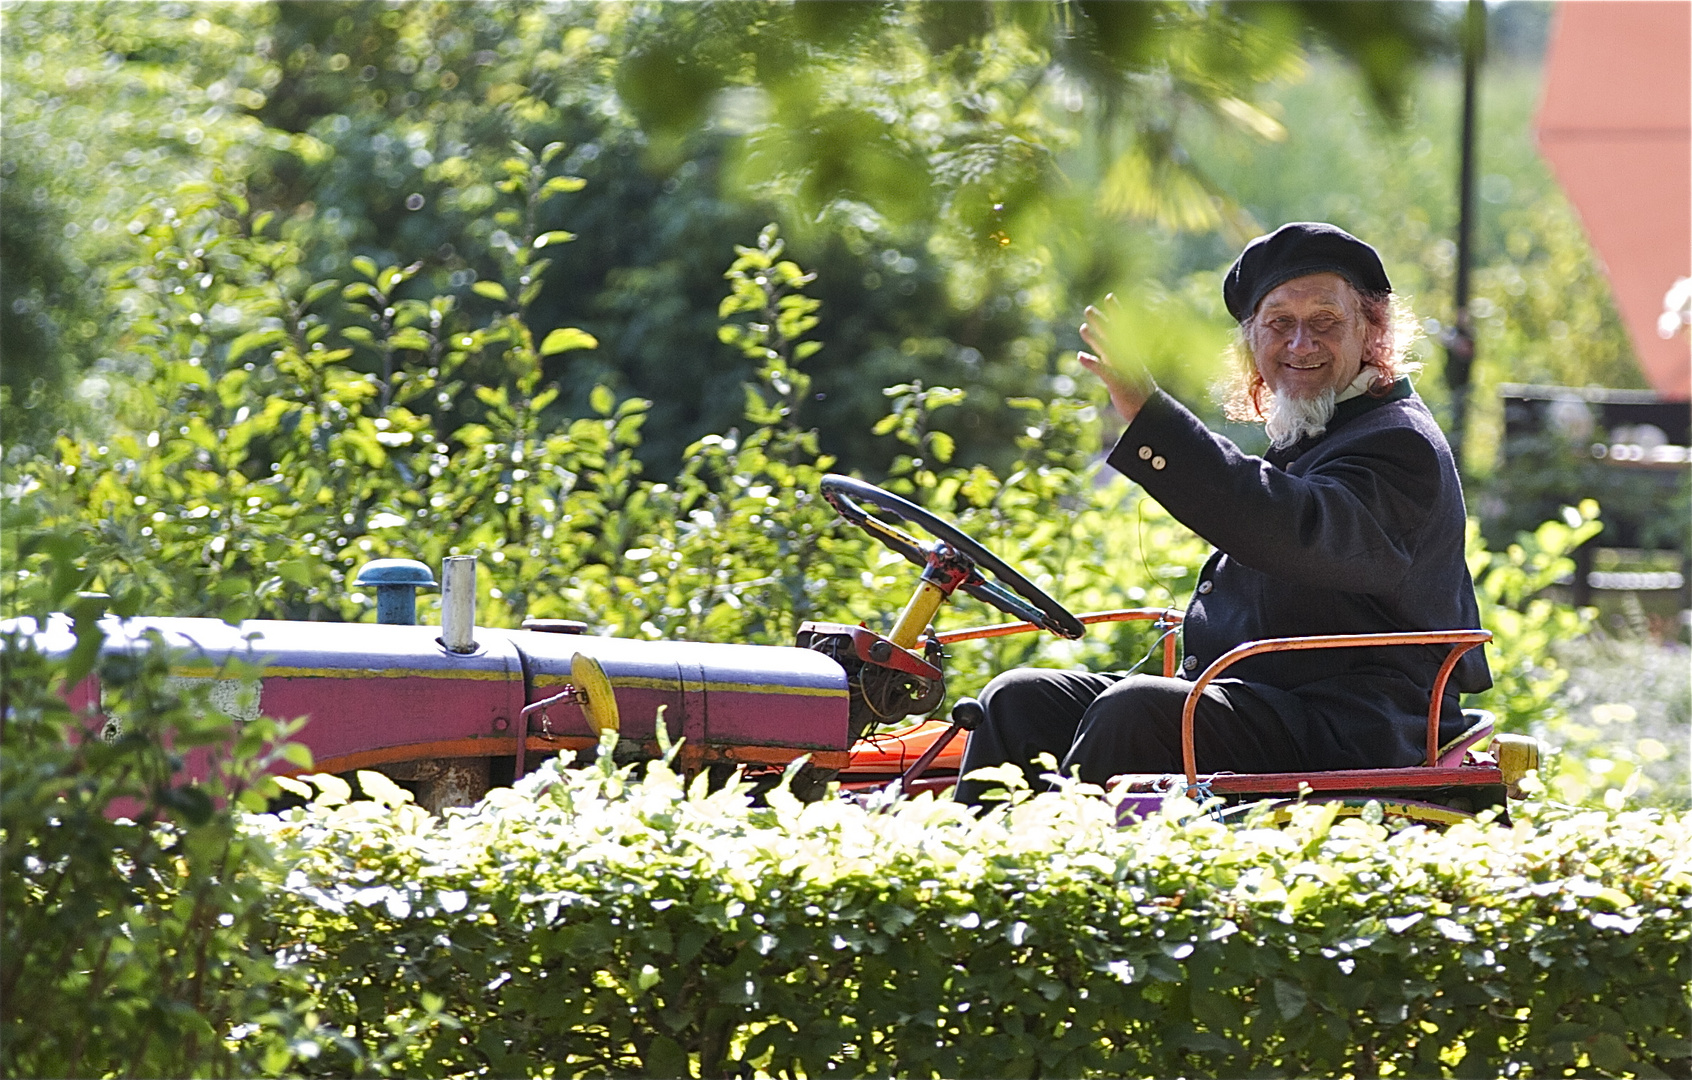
1311,318,1339,332
1268,319,1294,334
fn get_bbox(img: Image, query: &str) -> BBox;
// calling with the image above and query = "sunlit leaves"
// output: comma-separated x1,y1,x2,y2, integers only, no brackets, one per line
613,0,1441,243
1231,1,1452,121
2,624,308,1079
1099,134,1230,232
539,327,599,356
248,748,1692,1078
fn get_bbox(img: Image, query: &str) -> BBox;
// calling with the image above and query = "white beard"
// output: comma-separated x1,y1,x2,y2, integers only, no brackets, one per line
1263,386,1338,450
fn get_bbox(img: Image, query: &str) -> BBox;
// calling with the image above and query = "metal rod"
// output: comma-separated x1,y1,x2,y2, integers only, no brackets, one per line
516,686,572,779
441,556,478,654
888,580,947,650
888,720,965,796
520,686,582,719
1444,0,1486,472
934,607,1182,645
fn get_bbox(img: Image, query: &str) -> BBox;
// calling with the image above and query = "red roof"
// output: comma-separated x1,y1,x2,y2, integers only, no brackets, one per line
1536,1,1691,401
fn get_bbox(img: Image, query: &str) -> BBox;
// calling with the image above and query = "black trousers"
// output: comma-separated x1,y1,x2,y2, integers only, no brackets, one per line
954,668,1310,806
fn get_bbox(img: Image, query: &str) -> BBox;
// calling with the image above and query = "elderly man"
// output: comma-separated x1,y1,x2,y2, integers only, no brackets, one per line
957,222,1491,803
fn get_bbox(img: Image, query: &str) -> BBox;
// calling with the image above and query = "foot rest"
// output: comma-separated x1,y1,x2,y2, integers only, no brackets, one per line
1435,709,1495,768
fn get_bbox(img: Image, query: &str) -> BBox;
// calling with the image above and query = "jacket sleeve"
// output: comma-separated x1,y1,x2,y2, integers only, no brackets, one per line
1107,390,1442,594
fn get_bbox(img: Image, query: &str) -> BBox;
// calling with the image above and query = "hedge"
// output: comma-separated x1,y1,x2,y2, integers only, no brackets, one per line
250,735,1691,1079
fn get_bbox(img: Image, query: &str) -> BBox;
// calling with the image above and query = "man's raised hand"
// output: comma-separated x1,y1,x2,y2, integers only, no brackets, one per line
1078,293,1154,424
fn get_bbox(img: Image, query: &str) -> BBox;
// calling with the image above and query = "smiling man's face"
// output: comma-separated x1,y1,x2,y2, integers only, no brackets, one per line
1247,272,1369,401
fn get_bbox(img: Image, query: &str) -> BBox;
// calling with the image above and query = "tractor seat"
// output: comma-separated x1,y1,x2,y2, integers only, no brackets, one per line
1434,709,1495,768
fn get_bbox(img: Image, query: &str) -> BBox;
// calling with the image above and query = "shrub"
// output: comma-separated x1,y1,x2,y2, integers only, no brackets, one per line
0,596,306,1078
249,737,1691,1079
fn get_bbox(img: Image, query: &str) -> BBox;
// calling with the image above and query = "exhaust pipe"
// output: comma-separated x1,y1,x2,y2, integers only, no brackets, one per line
441,555,478,654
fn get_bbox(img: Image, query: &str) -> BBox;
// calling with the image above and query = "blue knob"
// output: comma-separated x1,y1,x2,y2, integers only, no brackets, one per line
353,559,437,625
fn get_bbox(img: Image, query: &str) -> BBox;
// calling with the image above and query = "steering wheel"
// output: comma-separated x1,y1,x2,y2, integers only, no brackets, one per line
820,474,1085,640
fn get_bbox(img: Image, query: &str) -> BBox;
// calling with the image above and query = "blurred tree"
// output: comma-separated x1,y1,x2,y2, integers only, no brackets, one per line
0,2,280,448
1172,35,1640,460
0,152,92,444
1,1,1454,477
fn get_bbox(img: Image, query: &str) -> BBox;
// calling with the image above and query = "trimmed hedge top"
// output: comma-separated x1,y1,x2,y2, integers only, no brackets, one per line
253,740,1691,1079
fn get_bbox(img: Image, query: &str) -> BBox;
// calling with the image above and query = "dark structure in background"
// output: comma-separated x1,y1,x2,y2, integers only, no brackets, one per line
1498,385,1690,616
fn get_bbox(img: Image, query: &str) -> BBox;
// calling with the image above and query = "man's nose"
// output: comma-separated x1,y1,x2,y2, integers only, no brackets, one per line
1287,322,1321,354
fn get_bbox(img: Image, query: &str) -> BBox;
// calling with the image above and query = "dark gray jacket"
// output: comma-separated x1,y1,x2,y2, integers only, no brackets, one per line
1108,379,1492,770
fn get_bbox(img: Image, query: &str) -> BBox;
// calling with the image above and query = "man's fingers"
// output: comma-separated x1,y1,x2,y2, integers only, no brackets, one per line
1085,297,1123,323
1080,295,1151,425
1079,321,1110,357
1077,350,1119,386
1081,304,1118,355
1081,294,1140,389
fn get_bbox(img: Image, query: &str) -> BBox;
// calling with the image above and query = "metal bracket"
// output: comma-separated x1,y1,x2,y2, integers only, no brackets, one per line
516,685,587,777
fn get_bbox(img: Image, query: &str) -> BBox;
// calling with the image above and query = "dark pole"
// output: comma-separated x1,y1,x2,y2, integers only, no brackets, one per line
1443,0,1485,473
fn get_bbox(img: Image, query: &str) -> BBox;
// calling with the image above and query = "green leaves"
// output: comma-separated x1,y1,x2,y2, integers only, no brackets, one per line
717,223,822,448
539,327,599,356
589,384,616,416
2,612,308,1080
542,175,587,198
247,753,1692,1079
643,1035,690,1077
532,229,577,249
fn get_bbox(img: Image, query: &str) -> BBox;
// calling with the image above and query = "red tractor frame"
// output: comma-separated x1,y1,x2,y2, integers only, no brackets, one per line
23,475,1538,824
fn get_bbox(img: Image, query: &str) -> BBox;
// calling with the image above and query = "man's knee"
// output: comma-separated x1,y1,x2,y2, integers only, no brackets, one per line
979,667,1068,715
1089,673,1192,724
1065,675,1192,779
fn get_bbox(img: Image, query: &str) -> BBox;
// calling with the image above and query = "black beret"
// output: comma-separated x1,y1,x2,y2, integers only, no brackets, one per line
1222,222,1391,323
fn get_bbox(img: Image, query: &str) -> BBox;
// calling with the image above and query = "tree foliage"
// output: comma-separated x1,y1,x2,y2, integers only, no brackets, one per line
2,1,1498,476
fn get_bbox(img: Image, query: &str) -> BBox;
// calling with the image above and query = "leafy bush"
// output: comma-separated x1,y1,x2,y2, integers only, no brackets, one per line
1457,501,1690,806
1464,505,1600,740
248,739,1691,1079
0,166,1187,679
0,588,306,1078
